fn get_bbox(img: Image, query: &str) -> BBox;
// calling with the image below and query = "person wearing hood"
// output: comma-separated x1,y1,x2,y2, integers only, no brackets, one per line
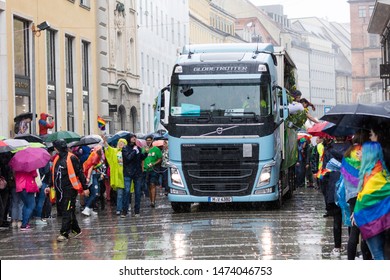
122,134,147,217
322,136,352,257
38,113,55,136
103,136,126,216
50,139,89,242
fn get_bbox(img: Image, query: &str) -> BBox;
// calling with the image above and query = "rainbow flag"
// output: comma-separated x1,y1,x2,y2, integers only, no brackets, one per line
354,161,390,240
340,146,361,187
97,116,106,131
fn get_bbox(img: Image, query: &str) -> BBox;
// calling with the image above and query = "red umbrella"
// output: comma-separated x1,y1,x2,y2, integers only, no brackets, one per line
0,140,14,153
9,147,50,172
297,132,312,141
152,140,165,147
307,121,333,138
136,138,146,148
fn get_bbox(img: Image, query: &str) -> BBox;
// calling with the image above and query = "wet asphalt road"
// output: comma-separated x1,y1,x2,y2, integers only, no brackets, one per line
0,188,349,260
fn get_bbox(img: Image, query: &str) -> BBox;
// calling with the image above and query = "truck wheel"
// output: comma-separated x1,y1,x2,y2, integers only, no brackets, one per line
266,172,283,210
171,202,191,213
285,166,294,199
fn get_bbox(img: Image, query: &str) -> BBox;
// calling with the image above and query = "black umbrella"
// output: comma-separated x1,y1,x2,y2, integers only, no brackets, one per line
320,103,390,129
69,135,103,147
15,134,44,143
321,122,356,137
107,131,132,147
13,112,37,122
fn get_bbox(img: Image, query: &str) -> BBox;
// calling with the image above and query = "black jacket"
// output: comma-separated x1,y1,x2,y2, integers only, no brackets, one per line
122,144,147,178
323,141,351,204
51,152,88,192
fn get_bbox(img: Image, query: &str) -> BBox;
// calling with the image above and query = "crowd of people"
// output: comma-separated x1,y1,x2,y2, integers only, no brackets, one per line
296,123,390,260
0,131,169,243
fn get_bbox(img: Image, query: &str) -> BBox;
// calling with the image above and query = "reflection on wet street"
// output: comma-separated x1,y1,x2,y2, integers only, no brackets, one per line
0,188,348,260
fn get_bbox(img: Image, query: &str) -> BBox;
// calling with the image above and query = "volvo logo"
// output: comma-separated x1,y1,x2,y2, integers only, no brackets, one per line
200,125,239,137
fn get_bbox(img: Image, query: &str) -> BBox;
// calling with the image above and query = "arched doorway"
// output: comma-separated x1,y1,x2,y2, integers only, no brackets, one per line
130,106,138,133
118,105,126,130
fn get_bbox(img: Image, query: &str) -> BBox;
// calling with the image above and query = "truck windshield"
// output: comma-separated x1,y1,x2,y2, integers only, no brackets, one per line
170,82,271,117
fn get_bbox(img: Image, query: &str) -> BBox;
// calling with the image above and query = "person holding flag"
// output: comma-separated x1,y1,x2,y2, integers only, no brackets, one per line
97,116,106,131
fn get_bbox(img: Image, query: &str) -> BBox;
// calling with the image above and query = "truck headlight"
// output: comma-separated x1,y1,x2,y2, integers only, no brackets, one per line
257,163,274,187
170,167,184,188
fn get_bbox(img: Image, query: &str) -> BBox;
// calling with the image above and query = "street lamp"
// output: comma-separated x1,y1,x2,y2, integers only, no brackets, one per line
32,21,50,37
31,21,50,134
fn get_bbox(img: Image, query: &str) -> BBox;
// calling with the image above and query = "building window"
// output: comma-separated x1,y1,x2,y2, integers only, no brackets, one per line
80,0,90,8
358,6,366,18
369,58,380,77
139,0,143,25
171,17,174,44
369,34,380,48
161,11,164,38
177,21,181,47
150,4,153,32
82,40,90,135
141,52,144,84
147,55,150,86
46,29,57,126
65,35,74,131
145,0,148,28
13,17,31,120
152,57,155,87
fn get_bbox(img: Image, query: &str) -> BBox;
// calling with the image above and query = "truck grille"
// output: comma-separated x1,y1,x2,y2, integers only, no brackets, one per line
181,144,259,196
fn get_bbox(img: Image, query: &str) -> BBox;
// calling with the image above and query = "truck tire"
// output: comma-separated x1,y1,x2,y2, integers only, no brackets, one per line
171,202,191,213
266,171,283,210
285,166,295,199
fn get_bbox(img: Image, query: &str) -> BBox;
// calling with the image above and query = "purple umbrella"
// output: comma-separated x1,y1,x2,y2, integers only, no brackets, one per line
9,147,50,172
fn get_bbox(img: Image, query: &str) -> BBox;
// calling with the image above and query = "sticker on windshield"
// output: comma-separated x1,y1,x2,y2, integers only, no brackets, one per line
224,108,245,116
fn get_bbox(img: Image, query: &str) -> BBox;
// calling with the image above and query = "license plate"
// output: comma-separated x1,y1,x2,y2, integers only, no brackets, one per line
208,197,232,203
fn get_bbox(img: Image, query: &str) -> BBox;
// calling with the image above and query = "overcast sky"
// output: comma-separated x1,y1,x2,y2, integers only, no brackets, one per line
249,0,350,23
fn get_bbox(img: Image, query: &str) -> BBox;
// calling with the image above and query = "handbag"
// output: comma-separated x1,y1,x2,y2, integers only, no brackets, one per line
49,186,56,204
0,176,7,190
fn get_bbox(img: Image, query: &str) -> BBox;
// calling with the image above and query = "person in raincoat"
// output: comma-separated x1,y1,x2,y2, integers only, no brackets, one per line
103,136,127,215
50,139,89,242
352,141,390,260
81,145,105,216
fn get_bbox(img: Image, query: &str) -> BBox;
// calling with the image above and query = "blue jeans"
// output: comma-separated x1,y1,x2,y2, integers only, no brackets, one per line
116,188,124,213
366,232,386,260
19,189,36,227
125,176,142,215
11,188,23,221
33,183,47,218
84,174,99,209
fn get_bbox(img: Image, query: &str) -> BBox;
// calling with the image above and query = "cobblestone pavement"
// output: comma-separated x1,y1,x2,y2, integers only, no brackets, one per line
0,188,351,260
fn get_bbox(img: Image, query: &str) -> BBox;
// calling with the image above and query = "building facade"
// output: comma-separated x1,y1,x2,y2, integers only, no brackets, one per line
97,0,142,135
368,0,390,101
1,0,98,138
137,0,189,134
349,0,382,102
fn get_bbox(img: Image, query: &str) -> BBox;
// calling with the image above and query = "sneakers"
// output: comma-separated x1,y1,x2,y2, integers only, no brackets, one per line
82,207,91,216
57,235,68,242
134,213,140,218
12,220,22,228
20,224,32,231
331,247,343,257
116,211,121,215
69,231,82,239
150,202,155,208
120,212,127,218
35,219,47,225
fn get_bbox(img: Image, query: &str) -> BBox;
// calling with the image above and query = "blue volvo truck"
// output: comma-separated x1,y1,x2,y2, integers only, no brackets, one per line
157,43,298,212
